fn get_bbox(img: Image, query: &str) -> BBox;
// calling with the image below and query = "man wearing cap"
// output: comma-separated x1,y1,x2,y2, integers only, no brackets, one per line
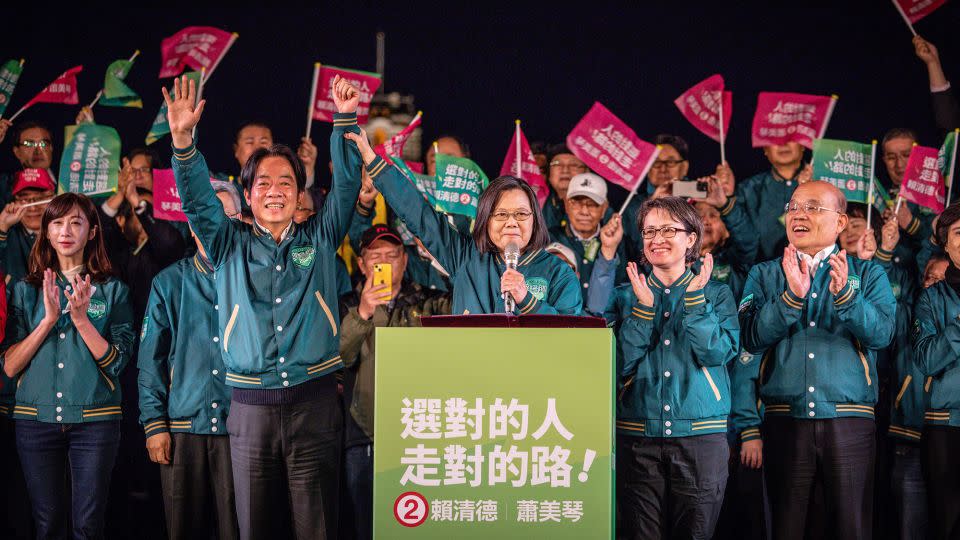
549,172,626,307
738,180,896,539
0,168,56,284
339,225,451,539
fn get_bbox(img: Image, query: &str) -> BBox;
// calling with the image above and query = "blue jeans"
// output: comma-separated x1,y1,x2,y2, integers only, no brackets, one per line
15,420,120,540
345,444,373,540
891,442,928,540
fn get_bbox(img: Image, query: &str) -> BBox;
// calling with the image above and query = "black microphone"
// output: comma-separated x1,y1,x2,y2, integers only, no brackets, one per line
503,242,520,313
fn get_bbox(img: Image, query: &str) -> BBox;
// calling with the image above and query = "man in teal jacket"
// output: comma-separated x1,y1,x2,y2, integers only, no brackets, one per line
164,74,362,539
739,181,896,540
137,187,242,540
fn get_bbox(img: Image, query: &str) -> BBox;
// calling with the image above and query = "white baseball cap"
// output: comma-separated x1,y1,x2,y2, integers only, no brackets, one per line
566,173,608,204
545,242,578,274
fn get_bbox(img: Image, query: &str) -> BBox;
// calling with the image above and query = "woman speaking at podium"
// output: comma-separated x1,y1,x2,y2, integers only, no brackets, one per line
345,130,582,316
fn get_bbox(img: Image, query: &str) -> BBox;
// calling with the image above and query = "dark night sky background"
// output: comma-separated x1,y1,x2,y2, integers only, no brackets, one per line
4,2,958,205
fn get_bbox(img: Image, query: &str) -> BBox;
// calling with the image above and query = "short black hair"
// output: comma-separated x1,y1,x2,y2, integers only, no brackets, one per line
882,128,918,148
846,202,868,220
12,121,52,144
936,202,960,247
234,121,272,143
636,196,703,266
546,143,575,164
239,144,306,192
472,176,549,254
654,134,689,161
433,134,471,158
127,147,159,168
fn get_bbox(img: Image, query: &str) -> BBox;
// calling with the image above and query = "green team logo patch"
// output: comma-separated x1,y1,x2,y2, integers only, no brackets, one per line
739,352,754,365
849,275,861,290
712,263,731,283
86,299,107,320
525,277,549,301
738,293,754,314
890,282,901,300
140,317,148,342
291,246,316,269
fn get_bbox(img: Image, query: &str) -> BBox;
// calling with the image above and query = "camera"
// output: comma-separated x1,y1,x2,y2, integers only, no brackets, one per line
671,179,709,199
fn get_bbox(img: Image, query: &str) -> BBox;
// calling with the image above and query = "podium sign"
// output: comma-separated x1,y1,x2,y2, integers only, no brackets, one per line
374,327,614,539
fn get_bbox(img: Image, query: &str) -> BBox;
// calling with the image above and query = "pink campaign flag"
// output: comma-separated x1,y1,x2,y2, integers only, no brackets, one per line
159,26,236,78
22,65,82,110
674,74,732,143
311,66,382,125
152,169,222,222
751,92,836,149
899,145,946,213
500,121,549,207
566,102,659,192
374,110,422,163
894,0,947,23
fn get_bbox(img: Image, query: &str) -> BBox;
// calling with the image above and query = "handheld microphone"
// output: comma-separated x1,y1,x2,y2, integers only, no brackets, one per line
503,242,520,313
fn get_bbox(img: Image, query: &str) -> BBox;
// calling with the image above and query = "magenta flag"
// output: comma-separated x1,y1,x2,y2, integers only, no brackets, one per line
751,92,836,149
152,168,221,222
674,74,732,143
894,0,947,23
565,102,659,192
311,66,382,125
375,111,422,163
500,122,549,207
159,26,235,78
900,145,946,213
22,65,82,110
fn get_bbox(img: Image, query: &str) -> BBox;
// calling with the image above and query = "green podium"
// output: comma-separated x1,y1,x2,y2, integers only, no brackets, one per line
373,324,615,539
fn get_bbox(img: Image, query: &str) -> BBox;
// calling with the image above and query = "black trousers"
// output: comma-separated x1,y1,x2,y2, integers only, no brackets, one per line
0,416,33,539
227,383,343,540
922,425,960,540
159,433,239,540
618,433,728,540
763,417,875,540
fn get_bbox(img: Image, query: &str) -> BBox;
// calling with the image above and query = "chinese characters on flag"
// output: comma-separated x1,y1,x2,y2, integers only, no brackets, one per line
674,74,732,144
500,122,549,207
900,145,946,213
159,26,235,78
311,66,382,125
565,102,659,192
751,92,836,149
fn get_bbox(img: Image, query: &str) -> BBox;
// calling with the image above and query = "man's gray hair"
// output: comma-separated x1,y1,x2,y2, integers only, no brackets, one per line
210,180,242,215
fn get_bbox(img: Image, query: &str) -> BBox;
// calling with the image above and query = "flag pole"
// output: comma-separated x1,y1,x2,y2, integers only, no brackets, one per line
88,49,140,111
891,0,918,36
306,62,321,139
817,95,839,139
514,119,522,177
192,67,206,139
867,139,877,228
718,91,726,165
0,59,25,122
947,128,960,206
203,33,238,83
619,145,662,215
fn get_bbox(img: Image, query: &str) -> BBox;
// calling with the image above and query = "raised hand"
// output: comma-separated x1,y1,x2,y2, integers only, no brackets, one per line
782,245,810,298
881,217,900,252
343,128,377,165
64,274,93,325
0,201,26,233
914,35,940,66
75,106,94,125
298,137,318,173
797,163,813,184
599,213,623,261
500,268,528,304
896,202,914,230
0,119,11,145
650,180,673,201
703,176,728,208
828,250,849,296
626,261,655,307
714,162,735,197
161,75,206,148
358,272,390,320
856,229,877,261
331,74,360,114
41,269,61,326
358,168,379,208
688,253,713,292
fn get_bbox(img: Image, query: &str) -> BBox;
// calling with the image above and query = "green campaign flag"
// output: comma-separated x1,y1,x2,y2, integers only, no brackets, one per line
434,154,489,219
870,177,893,214
394,157,437,205
145,71,201,145
58,123,121,196
100,58,142,108
0,59,24,117
939,130,958,187
811,138,875,204
374,327,614,538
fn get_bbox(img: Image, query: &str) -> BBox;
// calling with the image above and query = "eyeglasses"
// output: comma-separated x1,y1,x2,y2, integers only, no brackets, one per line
549,161,587,173
131,167,152,175
14,195,50,205
651,159,686,169
491,210,533,222
641,226,691,240
784,201,843,215
19,139,51,149
567,198,601,210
